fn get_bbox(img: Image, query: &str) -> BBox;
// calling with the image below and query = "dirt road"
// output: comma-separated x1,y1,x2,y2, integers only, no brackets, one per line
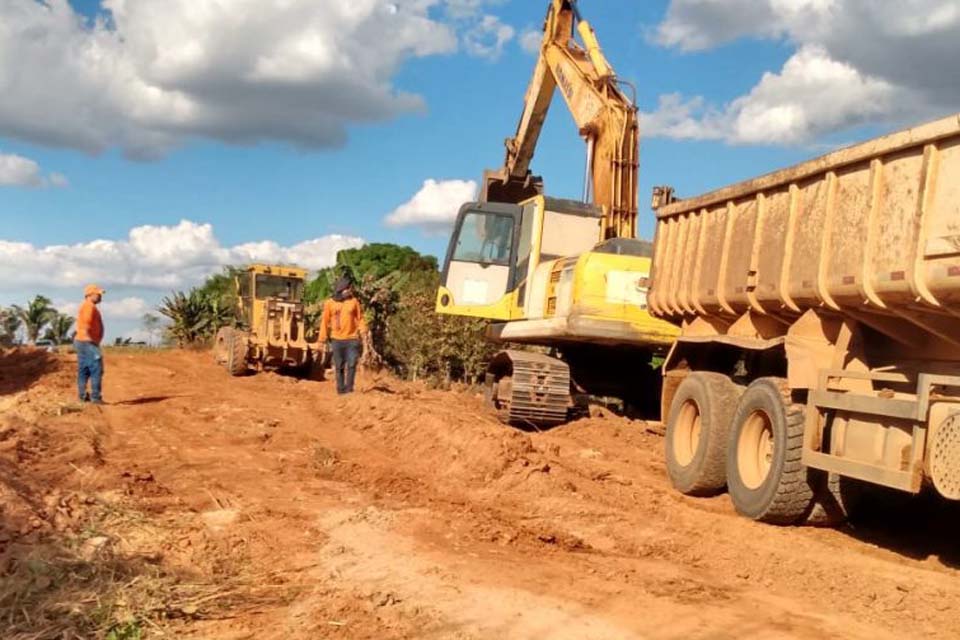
2,348,959,639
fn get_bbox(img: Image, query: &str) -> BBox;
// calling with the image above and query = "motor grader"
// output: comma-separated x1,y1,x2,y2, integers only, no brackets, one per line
214,264,322,376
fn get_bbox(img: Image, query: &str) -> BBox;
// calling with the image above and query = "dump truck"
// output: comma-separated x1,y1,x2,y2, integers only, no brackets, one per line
650,113,960,524
214,264,322,377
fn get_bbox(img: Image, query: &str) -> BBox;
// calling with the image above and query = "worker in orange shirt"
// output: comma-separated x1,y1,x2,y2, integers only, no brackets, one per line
75,284,105,404
318,277,367,394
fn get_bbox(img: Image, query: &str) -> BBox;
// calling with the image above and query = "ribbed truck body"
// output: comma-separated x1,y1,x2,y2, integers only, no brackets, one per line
647,114,960,525
650,114,960,325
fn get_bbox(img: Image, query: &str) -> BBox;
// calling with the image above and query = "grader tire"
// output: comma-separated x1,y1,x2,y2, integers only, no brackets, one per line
226,331,249,377
665,372,741,497
213,327,232,365
726,378,813,525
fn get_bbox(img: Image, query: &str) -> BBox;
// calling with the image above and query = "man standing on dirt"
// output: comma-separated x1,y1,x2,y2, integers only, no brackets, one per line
75,284,105,405
318,277,367,395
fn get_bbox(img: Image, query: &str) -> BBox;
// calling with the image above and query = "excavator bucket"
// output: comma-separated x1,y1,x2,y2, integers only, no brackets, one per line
480,168,544,205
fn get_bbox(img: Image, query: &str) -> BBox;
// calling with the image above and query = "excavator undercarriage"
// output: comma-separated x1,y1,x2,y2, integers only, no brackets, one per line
486,350,571,427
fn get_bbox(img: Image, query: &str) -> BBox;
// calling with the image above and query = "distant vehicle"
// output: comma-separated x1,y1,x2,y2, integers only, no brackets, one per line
112,338,149,347
34,339,57,352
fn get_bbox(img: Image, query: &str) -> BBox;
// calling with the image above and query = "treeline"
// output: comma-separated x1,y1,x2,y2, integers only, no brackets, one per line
0,296,74,347
161,244,494,383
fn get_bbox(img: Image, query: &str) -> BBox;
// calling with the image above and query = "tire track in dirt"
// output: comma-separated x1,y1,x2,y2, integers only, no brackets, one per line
5,349,960,639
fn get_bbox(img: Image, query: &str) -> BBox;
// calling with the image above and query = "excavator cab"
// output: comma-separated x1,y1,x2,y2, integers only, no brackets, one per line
436,196,603,321
437,202,522,320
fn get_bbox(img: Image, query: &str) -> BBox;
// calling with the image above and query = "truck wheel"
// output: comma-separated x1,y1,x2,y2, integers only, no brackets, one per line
226,331,248,377
213,327,233,365
665,372,741,496
726,378,813,524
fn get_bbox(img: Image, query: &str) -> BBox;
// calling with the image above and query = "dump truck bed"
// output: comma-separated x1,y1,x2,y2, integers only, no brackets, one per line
649,113,960,341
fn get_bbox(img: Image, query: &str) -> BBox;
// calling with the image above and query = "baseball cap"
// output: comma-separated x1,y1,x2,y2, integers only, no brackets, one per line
84,284,105,297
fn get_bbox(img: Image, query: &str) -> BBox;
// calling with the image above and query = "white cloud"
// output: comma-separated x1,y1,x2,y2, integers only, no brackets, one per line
519,27,542,55
0,220,364,291
647,0,960,144
653,0,787,51
58,296,150,320
642,46,895,144
444,0,506,19
0,0,460,158
0,152,67,188
103,297,151,320
384,178,477,230
640,94,719,141
463,14,515,60
48,172,69,188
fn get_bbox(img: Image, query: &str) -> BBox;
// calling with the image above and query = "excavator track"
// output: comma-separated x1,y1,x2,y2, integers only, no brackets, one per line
486,350,570,427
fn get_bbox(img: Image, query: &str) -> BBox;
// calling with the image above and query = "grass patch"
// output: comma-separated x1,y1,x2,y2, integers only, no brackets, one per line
1,499,302,639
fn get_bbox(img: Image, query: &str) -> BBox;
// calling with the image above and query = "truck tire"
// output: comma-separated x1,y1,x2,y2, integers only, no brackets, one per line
226,331,248,377
665,372,741,496
213,327,233,365
726,378,813,524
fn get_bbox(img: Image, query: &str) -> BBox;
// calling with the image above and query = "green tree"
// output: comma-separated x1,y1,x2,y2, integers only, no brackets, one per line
233,244,492,383
385,269,442,380
13,295,56,344
337,243,436,281
158,289,233,347
304,267,336,306
196,267,242,312
142,313,163,345
43,312,75,344
304,244,438,306
157,267,241,348
0,307,22,346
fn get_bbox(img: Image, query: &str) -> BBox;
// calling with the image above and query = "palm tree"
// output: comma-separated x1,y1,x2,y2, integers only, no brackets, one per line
0,307,22,345
43,312,75,344
159,290,233,347
13,295,56,345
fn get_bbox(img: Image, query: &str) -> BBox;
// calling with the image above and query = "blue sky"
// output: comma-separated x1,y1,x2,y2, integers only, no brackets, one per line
1,0,954,340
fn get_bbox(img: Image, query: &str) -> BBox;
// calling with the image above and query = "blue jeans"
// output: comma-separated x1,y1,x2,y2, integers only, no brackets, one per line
330,338,361,394
75,341,103,402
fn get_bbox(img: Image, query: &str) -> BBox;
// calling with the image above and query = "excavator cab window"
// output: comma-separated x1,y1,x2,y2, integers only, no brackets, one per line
441,203,522,312
453,212,514,265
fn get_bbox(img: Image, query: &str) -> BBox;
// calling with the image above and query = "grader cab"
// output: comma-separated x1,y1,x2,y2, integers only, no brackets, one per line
214,264,322,376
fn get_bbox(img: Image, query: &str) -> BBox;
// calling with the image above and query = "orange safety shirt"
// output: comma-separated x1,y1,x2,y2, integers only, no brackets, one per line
318,297,367,341
75,299,104,345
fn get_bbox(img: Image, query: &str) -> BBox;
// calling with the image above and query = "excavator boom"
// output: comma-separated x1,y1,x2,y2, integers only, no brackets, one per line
482,0,639,239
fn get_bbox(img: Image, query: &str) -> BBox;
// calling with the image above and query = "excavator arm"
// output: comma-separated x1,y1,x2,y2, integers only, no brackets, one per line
481,0,639,239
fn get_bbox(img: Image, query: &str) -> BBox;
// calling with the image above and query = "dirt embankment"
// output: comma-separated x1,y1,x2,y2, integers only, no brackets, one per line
1,348,959,639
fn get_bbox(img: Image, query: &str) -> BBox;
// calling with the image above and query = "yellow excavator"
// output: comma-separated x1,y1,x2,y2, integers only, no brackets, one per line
435,0,679,426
